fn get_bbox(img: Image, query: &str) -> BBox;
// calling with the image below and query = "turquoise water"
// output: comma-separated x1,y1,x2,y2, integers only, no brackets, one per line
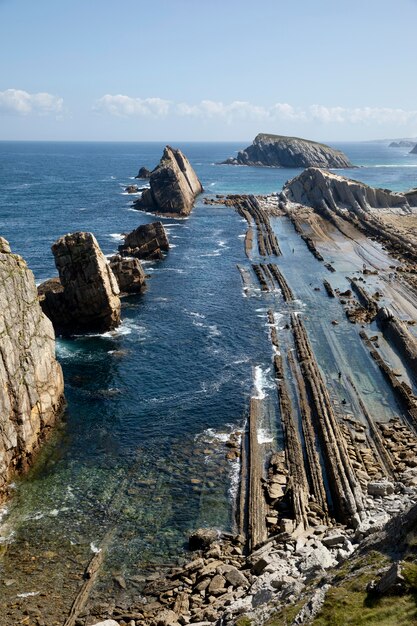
0,140,416,618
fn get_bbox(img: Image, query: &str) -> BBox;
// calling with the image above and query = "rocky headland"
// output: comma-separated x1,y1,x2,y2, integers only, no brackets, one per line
0,237,65,503
134,147,203,216
222,133,353,169
389,140,416,148
38,232,121,335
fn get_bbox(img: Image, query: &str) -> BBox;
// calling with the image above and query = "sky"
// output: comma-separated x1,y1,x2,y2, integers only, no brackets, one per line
0,0,417,142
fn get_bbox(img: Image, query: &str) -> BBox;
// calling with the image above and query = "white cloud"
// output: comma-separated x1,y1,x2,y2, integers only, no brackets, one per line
0,89,63,116
94,94,171,117
94,94,417,128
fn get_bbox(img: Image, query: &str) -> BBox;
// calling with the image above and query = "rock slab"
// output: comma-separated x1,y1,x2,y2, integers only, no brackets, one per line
222,133,352,168
134,146,203,216
0,237,65,501
39,232,121,335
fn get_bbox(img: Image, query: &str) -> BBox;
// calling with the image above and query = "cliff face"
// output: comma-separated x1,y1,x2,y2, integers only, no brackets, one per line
280,167,417,214
134,146,203,216
222,133,353,168
0,237,64,501
39,232,121,335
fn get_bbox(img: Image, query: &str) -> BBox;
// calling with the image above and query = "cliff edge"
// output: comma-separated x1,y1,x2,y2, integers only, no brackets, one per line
0,237,64,501
222,133,353,168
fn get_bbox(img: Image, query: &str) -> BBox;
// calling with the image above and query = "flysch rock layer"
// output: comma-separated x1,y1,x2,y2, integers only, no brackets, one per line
280,167,417,214
134,146,203,216
222,133,353,168
38,232,121,335
118,221,170,260
0,236,65,501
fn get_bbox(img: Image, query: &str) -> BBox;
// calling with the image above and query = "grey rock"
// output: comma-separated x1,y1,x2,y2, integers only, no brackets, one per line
135,146,203,216
216,565,249,588
222,133,352,168
0,238,65,501
368,481,395,497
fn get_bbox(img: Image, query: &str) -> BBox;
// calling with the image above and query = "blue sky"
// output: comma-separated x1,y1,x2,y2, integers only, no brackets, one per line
1,0,417,141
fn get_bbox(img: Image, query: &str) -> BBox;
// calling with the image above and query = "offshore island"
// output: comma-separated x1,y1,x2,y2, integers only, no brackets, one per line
2,134,417,625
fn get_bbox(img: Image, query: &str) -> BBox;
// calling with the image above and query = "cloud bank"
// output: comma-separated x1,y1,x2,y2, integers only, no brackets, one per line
0,89,63,116
94,94,417,127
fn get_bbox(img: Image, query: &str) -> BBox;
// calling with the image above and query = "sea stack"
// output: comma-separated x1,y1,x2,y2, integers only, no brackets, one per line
134,146,203,216
410,144,417,154
222,133,353,168
280,167,417,213
38,232,121,335
0,237,65,501
118,221,170,260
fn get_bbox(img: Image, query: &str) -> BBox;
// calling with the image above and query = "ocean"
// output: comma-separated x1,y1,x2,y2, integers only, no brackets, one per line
0,139,416,612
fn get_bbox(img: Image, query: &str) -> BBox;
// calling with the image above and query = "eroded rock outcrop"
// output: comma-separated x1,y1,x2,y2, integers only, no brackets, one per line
134,146,203,216
222,133,353,168
118,221,169,260
135,166,151,179
281,167,417,214
109,254,146,294
0,237,65,501
38,232,121,335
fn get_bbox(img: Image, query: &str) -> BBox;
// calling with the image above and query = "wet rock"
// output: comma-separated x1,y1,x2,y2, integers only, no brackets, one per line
134,146,203,216
109,254,146,294
222,133,352,168
119,221,169,260
188,528,219,551
0,238,65,501
38,232,121,335
125,185,139,193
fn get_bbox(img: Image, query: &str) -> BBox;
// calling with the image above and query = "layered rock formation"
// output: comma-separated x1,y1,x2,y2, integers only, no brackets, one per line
38,232,121,335
109,254,146,294
222,133,353,168
134,146,203,216
118,221,169,260
280,167,417,214
0,237,65,501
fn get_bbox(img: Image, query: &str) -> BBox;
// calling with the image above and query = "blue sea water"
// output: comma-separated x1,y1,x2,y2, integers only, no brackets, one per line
0,140,416,610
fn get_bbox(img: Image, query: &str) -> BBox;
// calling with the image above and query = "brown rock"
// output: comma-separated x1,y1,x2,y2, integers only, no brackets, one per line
134,146,203,216
109,254,146,294
38,232,121,335
119,221,169,261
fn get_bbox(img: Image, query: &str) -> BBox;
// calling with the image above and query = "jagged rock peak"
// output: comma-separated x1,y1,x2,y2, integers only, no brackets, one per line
134,146,203,216
39,232,121,335
0,238,65,501
410,144,417,154
281,167,417,214
118,221,169,261
222,133,353,169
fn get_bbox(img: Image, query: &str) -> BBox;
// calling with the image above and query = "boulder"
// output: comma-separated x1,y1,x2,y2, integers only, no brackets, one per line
368,481,395,497
38,232,121,335
136,166,152,179
222,133,352,168
188,528,219,551
0,238,65,502
109,254,146,294
119,221,169,260
134,146,203,216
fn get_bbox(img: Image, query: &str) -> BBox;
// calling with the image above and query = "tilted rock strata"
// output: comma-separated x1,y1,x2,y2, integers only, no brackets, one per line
280,167,417,214
39,232,121,335
222,133,353,168
0,237,64,501
109,255,146,294
134,146,203,215
118,221,169,260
